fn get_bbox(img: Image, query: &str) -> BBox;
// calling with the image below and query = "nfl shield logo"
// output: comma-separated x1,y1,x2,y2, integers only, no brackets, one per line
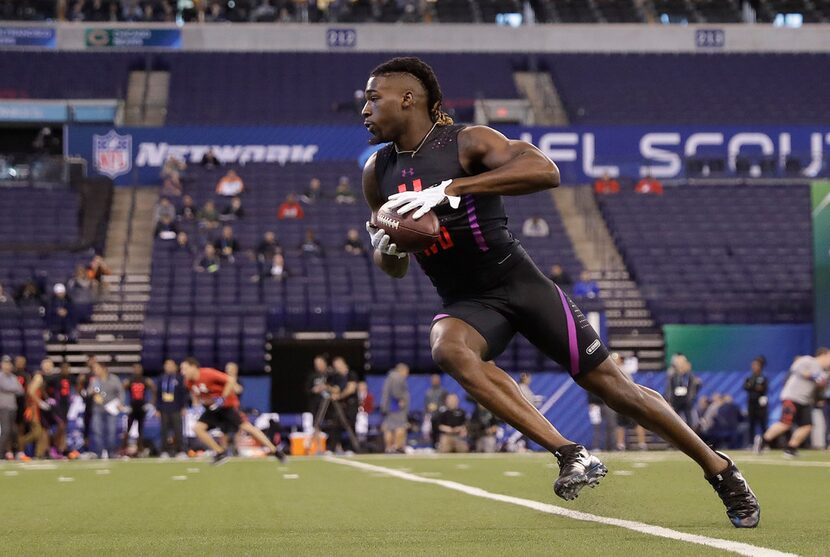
93,130,132,179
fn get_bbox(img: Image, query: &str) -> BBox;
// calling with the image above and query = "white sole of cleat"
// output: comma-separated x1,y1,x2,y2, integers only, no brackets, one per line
555,463,608,501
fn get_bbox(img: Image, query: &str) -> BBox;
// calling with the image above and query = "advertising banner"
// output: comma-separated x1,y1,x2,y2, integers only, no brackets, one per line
85,28,181,48
813,181,830,349
0,26,55,47
66,124,830,185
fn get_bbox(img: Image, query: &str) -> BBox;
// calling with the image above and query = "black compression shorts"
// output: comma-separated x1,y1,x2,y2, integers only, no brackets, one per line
431,254,609,377
780,400,811,428
199,406,242,435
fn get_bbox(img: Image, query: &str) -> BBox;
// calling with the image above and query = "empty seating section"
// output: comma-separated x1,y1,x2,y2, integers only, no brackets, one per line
543,53,830,124
144,162,581,372
3,52,829,125
597,185,812,325
0,188,78,245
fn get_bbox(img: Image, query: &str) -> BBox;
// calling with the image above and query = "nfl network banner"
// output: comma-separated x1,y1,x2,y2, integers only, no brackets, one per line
66,125,830,185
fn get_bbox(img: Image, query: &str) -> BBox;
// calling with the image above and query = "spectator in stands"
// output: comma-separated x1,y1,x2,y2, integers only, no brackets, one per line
197,200,220,230
86,255,111,294
594,172,621,195
343,227,365,255
548,264,572,288
158,359,187,457
122,0,144,21
68,264,94,318
68,265,92,293
205,1,228,22
381,362,410,453
0,356,24,460
256,231,282,264
666,354,699,427
200,148,221,168
214,225,240,262
335,176,357,205
572,270,600,299
90,363,125,458
46,283,77,342
470,402,499,453
635,172,664,195
522,215,550,238
220,196,245,221
0,283,15,309
196,244,221,273
161,156,186,197
174,231,197,256
277,193,304,220
15,279,43,307
154,214,179,240
299,228,323,256
744,356,769,451
259,253,288,282
154,197,177,224
216,169,245,197
437,394,468,453
251,0,277,21
301,178,324,204
177,195,197,222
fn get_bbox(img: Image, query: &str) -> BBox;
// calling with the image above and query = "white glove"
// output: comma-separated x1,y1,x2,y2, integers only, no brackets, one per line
365,221,406,258
386,180,460,220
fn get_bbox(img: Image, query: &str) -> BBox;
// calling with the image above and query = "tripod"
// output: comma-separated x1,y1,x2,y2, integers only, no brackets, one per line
310,393,361,454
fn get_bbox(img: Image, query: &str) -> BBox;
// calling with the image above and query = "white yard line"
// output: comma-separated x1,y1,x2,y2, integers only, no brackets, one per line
326,456,796,557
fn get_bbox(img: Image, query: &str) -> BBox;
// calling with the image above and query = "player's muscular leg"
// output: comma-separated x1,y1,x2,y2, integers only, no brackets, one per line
430,318,572,453
576,357,726,476
193,421,223,453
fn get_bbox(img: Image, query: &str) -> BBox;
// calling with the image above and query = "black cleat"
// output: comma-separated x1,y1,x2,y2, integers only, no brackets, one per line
783,447,798,459
212,451,230,466
553,444,608,501
273,447,288,464
707,451,760,528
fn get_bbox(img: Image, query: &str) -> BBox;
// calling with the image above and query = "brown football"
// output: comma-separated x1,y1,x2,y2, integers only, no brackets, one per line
372,201,440,253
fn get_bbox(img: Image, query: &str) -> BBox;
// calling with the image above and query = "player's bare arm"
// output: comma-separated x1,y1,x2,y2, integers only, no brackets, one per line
363,151,410,278
221,375,237,400
449,126,560,197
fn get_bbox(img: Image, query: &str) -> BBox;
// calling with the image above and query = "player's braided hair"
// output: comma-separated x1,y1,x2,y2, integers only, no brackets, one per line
371,57,454,126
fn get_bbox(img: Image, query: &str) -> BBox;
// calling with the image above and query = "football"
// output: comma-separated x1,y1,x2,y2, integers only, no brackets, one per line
372,201,441,253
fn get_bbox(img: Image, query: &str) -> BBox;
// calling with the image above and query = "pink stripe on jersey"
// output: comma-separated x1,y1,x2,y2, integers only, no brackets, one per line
464,195,489,252
555,285,580,376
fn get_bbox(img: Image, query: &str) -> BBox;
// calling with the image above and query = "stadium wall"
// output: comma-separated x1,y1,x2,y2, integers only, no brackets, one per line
68,124,830,185
663,324,814,372
4,22,830,53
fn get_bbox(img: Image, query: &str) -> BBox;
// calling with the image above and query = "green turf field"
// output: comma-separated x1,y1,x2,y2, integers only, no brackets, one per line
1,451,829,556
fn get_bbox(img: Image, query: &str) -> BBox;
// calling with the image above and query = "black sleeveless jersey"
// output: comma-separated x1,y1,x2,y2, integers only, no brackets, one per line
374,124,525,300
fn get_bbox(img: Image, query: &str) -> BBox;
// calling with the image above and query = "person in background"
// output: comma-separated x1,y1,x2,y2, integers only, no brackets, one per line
335,176,357,204
424,373,447,447
46,283,78,342
154,214,179,240
301,177,324,204
215,169,245,197
436,394,468,453
323,357,359,453
277,193,305,220
214,225,240,262
27,359,70,459
196,244,221,274
0,355,24,460
201,148,221,168
588,388,615,452
90,363,125,458
77,356,97,452
306,354,331,419
470,402,499,453
548,264,572,288
572,271,600,299
158,359,188,457
12,355,29,457
86,255,111,295
343,228,366,255
522,215,550,238
220,196,245,222
744,356,769,452
518,372,540,407
762,348,830,457
357,381,374,414
381,362,410,453
667,354,700,427
299,229,324,256
197,200,220,230
161,155,186,196
613,353,648,451
123,364,156,457
594,172,620,195
635,172,664,195
154,197,177,223
177,194,197,222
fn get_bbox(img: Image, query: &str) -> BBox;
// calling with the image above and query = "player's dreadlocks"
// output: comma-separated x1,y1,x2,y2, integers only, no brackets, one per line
371,57,454,126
